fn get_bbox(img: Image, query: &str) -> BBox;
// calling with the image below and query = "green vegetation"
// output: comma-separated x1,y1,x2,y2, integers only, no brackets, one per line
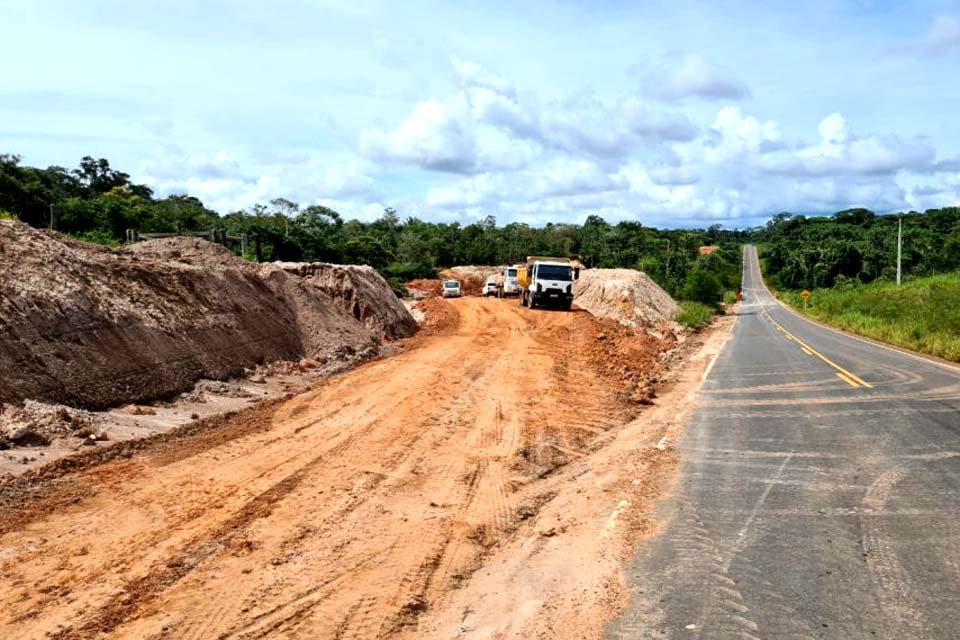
758,207,960,290
782,273,960,362
0,153,743,305
757,207,960,358
676,301,714,330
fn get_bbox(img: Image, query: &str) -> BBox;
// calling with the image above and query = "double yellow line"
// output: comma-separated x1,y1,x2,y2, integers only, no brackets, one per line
763,312,873,388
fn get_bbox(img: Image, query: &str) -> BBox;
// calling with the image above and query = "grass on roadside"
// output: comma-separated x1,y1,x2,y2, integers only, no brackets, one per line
782,272,960,362
676,300,714,330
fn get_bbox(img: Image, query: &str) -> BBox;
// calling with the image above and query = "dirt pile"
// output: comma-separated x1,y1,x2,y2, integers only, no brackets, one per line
405,278,442,299
574,268,679,328
0,220,416,410
409,298,461,336
438,265,500,296
264,262,417,340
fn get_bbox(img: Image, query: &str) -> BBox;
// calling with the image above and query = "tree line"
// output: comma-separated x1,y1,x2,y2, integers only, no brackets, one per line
757,207,960,291
1,153,743,303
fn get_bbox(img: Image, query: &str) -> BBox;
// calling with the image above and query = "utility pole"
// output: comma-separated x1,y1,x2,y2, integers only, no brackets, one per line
896,215,902,286
49,204,56,230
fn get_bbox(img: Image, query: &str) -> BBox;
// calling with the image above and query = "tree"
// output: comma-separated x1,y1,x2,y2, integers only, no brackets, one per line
73,156,132,195
683,267,723,306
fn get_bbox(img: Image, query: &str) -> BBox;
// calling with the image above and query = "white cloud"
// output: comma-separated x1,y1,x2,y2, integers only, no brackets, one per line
450,55,516,98
359,97,478,173
138,149,381,212
763,113,936,176
132,57,956,228
638,53,751,101
362,58,699,175
817,113,849,144
899,15,960,56
534,159,627,197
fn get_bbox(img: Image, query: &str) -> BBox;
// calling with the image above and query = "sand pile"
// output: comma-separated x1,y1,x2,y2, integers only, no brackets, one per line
0,221,416,410
573,268,679,328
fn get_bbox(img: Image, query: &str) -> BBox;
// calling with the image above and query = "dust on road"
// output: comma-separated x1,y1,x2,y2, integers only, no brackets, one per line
0,297,729,639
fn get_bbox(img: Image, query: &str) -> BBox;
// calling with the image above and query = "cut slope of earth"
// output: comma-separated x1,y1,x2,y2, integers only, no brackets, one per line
0,221,415,410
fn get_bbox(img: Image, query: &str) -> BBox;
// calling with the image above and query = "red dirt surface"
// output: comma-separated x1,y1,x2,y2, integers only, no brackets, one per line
406,278,442,297
0,297,731,640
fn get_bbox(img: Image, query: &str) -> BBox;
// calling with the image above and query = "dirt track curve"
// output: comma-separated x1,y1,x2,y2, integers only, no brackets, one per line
0,297,729,640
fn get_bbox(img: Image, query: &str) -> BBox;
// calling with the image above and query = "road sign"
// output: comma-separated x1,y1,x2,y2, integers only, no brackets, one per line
800,290,811,300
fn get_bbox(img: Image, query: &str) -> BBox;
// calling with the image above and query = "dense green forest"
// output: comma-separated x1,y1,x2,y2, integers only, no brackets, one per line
0,154,743,305
758,207,960,290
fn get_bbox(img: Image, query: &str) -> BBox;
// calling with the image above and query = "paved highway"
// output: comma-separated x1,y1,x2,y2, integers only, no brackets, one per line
609,245,960,639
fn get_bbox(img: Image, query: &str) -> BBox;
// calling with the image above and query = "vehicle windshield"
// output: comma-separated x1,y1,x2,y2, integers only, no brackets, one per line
507,269,517,277
537,265,572,281
443,281,459,288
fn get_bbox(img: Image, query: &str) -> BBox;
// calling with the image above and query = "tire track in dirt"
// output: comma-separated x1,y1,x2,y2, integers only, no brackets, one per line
0,297,687,640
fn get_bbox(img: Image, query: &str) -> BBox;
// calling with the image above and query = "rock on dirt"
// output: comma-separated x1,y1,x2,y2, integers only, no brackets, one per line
573,268,679,328
0,400,103,448
0,220,416,410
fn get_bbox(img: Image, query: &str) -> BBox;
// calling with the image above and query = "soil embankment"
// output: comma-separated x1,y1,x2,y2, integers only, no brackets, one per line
0,221,415,412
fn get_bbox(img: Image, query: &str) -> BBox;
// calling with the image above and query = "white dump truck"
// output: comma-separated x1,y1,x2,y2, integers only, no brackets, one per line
502,265,520,296
517,256,580,310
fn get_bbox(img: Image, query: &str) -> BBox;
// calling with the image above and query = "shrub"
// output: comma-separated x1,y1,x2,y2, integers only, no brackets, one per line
70,230,121,246
676,301,714,330
683,268,723,307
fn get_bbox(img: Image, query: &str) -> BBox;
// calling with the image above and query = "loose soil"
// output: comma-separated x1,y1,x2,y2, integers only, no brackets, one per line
0,297,731,640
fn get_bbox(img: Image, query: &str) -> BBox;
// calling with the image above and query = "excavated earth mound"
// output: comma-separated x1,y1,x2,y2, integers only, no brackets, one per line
264,262,417,340
0,221,416,410
573,268,679,328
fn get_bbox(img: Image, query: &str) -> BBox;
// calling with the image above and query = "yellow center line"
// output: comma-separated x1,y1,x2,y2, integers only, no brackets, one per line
801,347,813,356
836,372,860,388
763,311,874,389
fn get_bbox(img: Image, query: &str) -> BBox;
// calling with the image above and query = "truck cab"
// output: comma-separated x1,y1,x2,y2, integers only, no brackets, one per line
518,258,579,310
503,266,520,296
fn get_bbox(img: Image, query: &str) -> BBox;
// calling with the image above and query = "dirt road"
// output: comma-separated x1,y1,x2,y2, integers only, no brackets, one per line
0,298,729,639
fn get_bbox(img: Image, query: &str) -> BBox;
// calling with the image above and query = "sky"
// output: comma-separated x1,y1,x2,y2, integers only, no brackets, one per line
2,0,960,229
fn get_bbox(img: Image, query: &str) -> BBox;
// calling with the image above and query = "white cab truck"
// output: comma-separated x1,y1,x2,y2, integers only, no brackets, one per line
517,257,580,310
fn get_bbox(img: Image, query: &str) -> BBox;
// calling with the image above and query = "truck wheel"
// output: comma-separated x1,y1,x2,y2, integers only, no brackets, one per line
561,300,572,311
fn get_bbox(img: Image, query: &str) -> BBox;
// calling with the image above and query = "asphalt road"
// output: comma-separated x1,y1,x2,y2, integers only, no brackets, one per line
608,245,960,639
